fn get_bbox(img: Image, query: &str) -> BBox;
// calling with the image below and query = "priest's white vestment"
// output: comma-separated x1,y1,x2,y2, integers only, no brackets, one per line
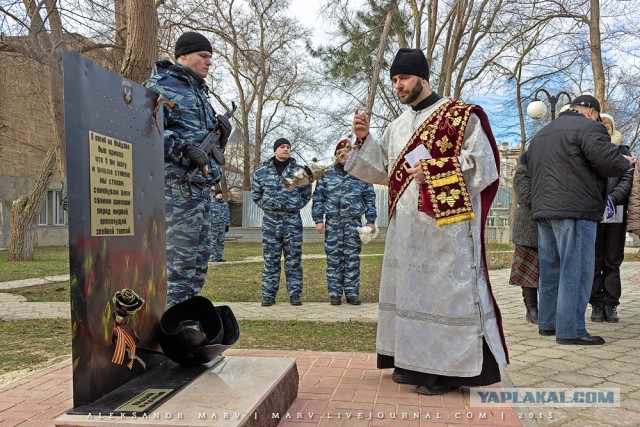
346,97,508,377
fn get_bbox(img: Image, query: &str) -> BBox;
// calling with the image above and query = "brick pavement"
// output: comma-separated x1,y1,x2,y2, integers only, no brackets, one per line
0,350,521,427
4,262,640,425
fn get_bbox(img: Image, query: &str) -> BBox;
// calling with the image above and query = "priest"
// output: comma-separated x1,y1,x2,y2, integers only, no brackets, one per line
347,48,508,395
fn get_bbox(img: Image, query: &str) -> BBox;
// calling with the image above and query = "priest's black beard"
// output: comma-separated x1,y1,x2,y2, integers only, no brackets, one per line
401,79,424,105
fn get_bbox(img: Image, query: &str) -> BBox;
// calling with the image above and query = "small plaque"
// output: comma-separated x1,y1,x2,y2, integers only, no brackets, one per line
115,388,173,412
89,131,134,236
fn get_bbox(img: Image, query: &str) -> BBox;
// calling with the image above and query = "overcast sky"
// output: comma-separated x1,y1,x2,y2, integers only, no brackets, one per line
288,0,331,44
284,0,550,147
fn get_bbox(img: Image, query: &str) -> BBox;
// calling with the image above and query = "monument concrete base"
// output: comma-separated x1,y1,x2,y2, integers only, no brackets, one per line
55,356,299,427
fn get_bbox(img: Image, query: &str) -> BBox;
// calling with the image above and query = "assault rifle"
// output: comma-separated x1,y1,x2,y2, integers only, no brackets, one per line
180,102,237,198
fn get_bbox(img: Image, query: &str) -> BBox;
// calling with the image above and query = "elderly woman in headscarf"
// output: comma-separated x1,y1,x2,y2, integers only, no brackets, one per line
590,112,632,323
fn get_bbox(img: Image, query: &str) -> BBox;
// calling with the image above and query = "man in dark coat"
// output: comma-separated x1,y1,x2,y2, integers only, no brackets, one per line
528,95,635,345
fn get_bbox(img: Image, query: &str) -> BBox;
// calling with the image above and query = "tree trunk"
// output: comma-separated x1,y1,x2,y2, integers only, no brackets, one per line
365,1,395,118
241,107,252,191
8,140,57,260
114,0,127,66
588,0,605,108
120,0,158,84
8,1,65,261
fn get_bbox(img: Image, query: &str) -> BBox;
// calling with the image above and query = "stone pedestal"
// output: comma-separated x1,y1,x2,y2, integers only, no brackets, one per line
55,356,299,427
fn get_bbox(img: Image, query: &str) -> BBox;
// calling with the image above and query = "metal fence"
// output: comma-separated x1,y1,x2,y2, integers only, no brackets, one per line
242,185,513,243
486,185,512,243
242,188,389,228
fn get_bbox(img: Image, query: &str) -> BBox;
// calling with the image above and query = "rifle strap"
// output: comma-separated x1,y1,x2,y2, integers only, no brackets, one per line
154,97,175,136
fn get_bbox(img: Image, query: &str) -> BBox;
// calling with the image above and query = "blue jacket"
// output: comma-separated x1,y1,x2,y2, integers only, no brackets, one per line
312,164,377,223
144,60,222,185
251,157,312,213
210,198,230,226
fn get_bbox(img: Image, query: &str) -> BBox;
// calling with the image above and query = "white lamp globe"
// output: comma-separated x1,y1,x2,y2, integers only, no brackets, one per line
527,100,547,120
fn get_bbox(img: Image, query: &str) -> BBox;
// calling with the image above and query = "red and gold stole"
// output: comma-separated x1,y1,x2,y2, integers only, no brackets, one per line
387,98,508,362
387,99,476,226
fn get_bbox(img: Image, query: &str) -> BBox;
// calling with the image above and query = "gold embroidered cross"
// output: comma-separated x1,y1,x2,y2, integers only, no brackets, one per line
436,135,453,153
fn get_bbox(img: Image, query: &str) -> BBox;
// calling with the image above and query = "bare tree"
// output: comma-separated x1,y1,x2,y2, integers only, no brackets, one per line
365,0,396,117
488,3,583,240
535,0,640,142
588,0,605,104
0,0,159,260
163,0,315,190
316,0,518,129
119,0,159,83
1,1,66,261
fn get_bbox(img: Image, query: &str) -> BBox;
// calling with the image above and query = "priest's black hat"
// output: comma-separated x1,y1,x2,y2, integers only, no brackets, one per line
390,48,429,81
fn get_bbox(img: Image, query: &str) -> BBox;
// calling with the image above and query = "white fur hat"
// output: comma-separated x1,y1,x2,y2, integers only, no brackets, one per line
600,113,615,130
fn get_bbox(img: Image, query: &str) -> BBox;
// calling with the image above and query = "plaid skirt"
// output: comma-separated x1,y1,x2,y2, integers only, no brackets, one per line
509,245,539,288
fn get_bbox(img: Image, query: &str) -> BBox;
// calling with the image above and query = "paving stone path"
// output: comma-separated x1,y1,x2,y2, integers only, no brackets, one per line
3,260,640,425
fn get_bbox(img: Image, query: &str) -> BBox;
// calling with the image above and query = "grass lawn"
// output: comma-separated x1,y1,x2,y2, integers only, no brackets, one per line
0,240,514,380
9,281,71,302
0,246,70,281
4,241,514,303
0,319,376,381
200,256,383,303
0,319,72,382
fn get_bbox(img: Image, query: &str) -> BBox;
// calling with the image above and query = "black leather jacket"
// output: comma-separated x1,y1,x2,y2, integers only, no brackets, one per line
528,110,630,222
605,145,633,206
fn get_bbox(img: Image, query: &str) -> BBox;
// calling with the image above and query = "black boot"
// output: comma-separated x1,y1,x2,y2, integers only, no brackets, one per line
591,303,604,322
604,304,619,322
522,287,538,325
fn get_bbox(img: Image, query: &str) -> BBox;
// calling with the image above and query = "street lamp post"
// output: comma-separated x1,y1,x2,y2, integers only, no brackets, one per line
526,88,572,121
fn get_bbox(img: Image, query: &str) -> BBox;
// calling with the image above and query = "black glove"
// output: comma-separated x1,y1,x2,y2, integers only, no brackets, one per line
182,144,208,167
217,114,232,149
225,225,229,233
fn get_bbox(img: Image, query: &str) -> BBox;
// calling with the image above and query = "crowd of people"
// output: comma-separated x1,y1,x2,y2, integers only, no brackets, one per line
144,30,637,396
143,30,381,310
509,95,637,346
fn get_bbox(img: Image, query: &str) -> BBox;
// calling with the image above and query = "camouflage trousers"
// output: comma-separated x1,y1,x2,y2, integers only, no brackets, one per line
325,218,362,298
261,211,303,298
209,223,226,261
165,181,211,307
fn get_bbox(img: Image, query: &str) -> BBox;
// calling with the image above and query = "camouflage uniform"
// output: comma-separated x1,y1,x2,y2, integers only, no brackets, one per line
144,60,222,307
251,157,312,299
209,197,230,261
312,164,377,299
